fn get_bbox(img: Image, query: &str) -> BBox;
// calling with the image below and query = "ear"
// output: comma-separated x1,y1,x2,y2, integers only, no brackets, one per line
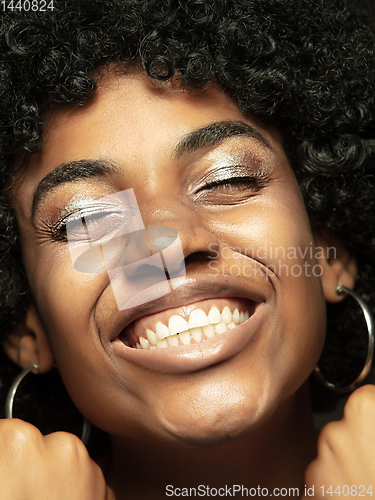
2,302,54,373
313,228,357,303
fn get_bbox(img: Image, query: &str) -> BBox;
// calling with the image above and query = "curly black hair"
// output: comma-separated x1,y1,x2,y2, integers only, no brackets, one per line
0,0,374,436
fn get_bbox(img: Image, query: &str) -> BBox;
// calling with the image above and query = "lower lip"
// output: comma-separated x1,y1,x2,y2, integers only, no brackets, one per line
111,302,267,373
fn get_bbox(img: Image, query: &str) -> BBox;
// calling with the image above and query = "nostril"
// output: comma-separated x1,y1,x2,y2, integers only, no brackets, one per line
184,250,213,265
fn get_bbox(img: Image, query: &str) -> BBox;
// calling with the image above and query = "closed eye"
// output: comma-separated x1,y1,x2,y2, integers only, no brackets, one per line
52,207,129,243
191,163,273,205
197,175,267,192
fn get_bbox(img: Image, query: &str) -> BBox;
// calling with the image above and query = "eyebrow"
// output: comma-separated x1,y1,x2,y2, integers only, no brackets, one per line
173,120,271,158
32,120,271,215
32,159,120,216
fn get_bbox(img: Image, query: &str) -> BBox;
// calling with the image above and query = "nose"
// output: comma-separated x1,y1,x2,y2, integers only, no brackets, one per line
141,197,220,271
146,225,184,278
107,197,220,310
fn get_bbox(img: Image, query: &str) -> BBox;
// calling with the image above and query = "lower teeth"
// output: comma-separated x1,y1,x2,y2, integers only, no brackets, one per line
135,310,250,350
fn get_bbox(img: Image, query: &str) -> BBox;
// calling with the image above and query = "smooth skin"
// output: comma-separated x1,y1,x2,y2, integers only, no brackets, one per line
2,68,369,499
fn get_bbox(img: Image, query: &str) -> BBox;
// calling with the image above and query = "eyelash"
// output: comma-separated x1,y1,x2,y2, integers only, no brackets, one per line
196,172,271,194
50,207,125,242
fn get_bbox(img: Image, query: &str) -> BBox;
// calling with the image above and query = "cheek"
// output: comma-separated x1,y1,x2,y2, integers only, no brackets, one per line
271,279,326,393
205,187,318,280
204,191,327,381
24,240,109,356
32,262,102,326
23,244,160,434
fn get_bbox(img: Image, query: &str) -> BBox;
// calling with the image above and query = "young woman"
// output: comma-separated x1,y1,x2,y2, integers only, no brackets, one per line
0,1,374,498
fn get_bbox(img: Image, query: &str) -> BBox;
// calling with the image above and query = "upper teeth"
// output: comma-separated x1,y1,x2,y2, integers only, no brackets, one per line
136,306,250,350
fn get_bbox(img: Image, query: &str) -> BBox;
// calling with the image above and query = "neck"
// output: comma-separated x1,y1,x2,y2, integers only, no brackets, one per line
107,383,317,499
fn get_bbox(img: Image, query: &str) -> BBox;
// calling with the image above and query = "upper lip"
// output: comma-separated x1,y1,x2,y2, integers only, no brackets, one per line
107,272,270,343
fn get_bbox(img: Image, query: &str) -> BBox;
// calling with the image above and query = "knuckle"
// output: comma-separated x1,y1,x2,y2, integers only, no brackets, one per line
46,431,88,460
317,420,342,453
0,418,41,445
344,385,375,418
0,419,44,460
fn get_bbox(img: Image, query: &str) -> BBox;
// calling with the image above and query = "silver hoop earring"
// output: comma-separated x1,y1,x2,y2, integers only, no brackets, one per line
314,286,375,393
5,364,91,445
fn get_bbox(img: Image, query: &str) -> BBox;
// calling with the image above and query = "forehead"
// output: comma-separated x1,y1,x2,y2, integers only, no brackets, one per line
43,71,243,160
15,69,287,211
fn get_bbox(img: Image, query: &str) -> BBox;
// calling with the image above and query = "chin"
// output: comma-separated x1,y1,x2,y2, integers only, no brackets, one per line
158,410,264,448
154,384,271,448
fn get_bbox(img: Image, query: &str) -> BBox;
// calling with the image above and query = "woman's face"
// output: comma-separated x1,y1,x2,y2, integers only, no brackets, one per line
12,70,326,445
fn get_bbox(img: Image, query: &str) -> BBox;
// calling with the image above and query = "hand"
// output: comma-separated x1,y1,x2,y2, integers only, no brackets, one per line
303,385,375,499
0,418,115,499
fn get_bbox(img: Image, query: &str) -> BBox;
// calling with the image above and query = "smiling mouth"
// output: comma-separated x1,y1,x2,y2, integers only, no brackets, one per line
119,298,255,350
